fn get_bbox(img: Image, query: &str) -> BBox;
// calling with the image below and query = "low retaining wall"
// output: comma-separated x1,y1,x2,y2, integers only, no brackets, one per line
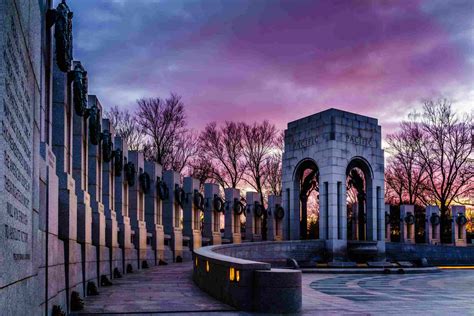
386,243,474,265
212,240,326,266
193,244,302,313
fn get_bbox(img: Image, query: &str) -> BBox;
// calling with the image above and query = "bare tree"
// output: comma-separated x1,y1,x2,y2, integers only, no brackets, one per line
385,158,405,205
188,156,216,188
241,120,278,204
168,132,199,174
385,121,429,205
105,105,144,150
136,93,188,171
199,121,246,189
411,98,474,215
264,131,284,196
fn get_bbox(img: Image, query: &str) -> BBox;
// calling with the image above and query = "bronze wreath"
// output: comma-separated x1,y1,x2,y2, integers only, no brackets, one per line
156,178,169,200
233,199,245,215
193,190,205,210
87,105,101,146
254,202,264,217
72,62,88,116
404,213,415,225
175,185,185,207
456,213,468,226
113,150,123,177
102,130,113,162
275,205,285,220
139,171,151,194
54,1,73,72
430,213,440,226
124,162,136,186
213,195,225,213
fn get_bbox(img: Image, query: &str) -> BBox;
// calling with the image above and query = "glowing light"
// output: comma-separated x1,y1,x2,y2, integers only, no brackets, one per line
206,261,210,272
236,270,240,282
195,257,198,267
438,266,474,269
229,267,235,281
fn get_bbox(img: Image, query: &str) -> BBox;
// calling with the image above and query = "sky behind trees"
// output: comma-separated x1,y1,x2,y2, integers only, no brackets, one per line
71,0,473,136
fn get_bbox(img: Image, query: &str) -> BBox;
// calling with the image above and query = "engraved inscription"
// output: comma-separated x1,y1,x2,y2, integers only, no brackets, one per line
1,12,33,268
291,135,321,150
344,134,376,147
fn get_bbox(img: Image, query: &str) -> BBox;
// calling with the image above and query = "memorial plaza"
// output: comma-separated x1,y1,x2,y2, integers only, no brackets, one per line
1,0,473,315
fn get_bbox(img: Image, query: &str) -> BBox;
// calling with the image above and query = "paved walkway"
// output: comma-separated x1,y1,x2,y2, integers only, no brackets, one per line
302,270,474,315
77,262,235,315
77,264,474,315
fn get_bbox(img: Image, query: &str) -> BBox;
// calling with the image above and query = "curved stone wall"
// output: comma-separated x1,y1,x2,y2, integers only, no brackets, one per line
386,243,474,265
193,242,303,313
212,240,325,266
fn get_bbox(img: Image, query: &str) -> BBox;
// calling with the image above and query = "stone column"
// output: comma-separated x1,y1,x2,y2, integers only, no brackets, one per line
245,192,263,242
400,205,415,243
267,195,284,241
183,177,202,251
101,119,121,275
452,206,467,247
351,203,358,240
385,204,391,242
128,151,148,268
144,161,169,264
71,61,98,294
203,183,223,245
425,205,441,245
52,60,84,300
163,170,185,261
87,95,109,285
114,136,136,272
224,188,242,244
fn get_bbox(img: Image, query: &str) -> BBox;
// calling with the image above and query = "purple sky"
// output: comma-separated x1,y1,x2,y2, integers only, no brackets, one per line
71,0,474,137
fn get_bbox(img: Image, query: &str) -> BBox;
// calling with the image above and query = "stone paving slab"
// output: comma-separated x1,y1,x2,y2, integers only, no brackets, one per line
76,264,474,316
302,270,474,315
75,263,235,315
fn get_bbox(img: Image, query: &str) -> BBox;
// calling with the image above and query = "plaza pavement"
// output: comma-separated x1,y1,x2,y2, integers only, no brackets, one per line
76,262,474,315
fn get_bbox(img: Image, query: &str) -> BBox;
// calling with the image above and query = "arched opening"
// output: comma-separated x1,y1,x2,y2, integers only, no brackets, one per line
346,158,373,241
294,159,319,240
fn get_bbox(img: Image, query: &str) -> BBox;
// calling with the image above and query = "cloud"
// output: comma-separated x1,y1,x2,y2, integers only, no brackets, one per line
70,0,474,134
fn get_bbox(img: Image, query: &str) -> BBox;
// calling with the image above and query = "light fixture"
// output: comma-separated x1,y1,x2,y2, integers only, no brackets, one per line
206,261,210,272
236,270,240,282
195,257,198,267
229,267,235,281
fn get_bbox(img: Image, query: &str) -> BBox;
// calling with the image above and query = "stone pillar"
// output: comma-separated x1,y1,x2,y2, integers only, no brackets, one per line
71,61,98,294
267,195,284,241
163,170,185,261
319,182,328,241
128,151,148,268
183,177,203,251
101,119,121,275
144,161,169,264
385,204,391,242
245,192,263,242
224,188,242,244
114,136,136,272
400,205,415,243
323,176,348,261
452,206,467,247
351,203,358,240
203,183,223,245
87,95,109,285
52,59,84,301
425,205,440,245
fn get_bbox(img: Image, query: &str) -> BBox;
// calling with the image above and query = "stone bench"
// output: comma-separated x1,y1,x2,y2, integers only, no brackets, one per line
193,244,302,313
